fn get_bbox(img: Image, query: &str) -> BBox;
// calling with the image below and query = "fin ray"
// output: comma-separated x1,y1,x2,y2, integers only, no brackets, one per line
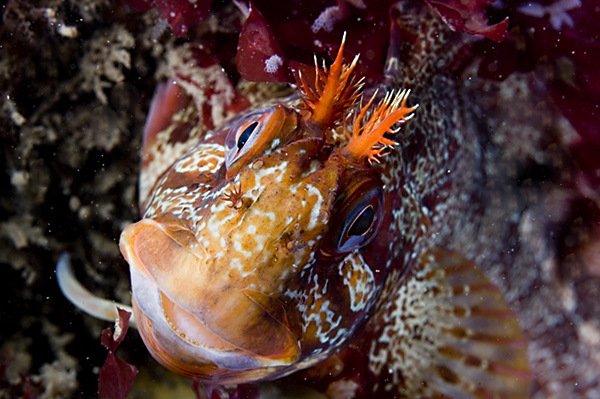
368,249,531,399
429,250,531,399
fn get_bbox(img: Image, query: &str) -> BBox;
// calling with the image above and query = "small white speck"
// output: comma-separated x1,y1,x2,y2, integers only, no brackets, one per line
264,55,283,73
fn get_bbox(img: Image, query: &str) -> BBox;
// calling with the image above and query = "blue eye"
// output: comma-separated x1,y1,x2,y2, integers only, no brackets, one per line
336,187,384,253
323,171,385,256
348,204,376,237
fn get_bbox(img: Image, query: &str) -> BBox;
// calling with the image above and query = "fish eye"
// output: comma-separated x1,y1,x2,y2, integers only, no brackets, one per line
224,107,275,170
347,205,376,237
324,180,384,255
337,188,383,252
236,122,258,150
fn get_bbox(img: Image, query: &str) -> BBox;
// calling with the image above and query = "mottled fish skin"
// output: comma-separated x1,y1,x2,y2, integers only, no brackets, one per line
121,35,414,383
119,1,541,398
334,3,532,397
316,3,599,399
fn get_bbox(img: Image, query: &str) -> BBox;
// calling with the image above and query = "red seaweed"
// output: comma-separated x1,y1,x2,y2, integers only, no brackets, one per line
236,4,289,82
426,0,509,41
125,0,212,36
98,308,138,399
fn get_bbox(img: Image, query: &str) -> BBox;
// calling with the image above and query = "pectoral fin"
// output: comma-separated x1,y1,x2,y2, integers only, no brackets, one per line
368,249,531,398
420,250,531,398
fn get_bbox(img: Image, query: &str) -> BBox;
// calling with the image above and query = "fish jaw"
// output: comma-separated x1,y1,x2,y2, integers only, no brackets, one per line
120,138,345,381
130,296,291,383
120,216,299,371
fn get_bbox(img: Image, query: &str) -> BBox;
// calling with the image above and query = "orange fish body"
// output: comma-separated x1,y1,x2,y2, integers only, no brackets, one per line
120,3,533,398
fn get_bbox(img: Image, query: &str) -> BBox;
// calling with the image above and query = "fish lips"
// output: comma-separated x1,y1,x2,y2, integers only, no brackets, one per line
119,216,300,379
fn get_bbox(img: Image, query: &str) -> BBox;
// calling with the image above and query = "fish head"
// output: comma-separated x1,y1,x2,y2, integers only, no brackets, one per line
120,37,417,383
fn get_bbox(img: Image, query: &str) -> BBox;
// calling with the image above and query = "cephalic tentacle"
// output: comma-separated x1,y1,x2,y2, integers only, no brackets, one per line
298,32,363,130
341,89,418,164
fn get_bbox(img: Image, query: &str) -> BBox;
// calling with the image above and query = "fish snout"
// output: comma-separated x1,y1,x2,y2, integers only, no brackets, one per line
119,215,301,381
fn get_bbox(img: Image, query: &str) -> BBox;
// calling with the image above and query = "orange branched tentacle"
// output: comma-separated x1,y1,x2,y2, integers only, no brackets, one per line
342,89,418,164
298,32,363,130
221,182,244,208
297,33,418,163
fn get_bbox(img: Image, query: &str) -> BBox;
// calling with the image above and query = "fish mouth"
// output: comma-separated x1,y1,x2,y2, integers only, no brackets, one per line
119,214,300,379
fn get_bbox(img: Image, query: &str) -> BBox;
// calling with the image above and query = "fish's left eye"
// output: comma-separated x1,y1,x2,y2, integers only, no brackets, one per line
348,205,376,237
336,187,384,253
323,172,385,256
